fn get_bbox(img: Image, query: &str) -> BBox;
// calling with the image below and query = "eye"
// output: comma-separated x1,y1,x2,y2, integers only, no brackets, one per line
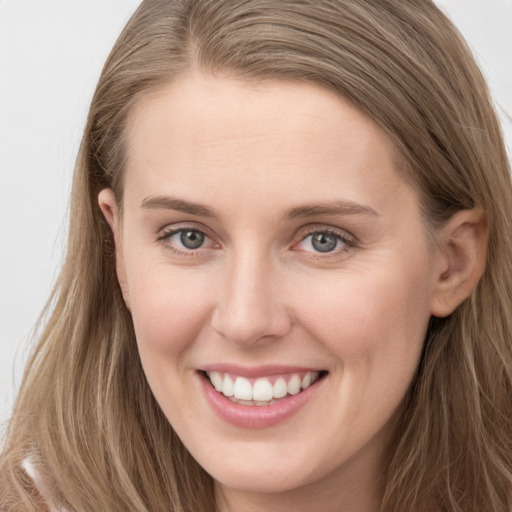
175,229,206,250
158,226,218,253
294,229,353,254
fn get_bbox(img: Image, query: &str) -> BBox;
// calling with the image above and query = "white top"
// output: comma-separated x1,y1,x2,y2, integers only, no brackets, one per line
22,457,68,512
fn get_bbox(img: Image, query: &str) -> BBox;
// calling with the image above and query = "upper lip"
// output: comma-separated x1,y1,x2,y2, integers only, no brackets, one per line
199,364,326,378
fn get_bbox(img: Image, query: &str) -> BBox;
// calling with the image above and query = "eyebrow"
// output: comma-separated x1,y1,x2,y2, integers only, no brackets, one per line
285,201,378,219
140,195,378,220
141,195,218,218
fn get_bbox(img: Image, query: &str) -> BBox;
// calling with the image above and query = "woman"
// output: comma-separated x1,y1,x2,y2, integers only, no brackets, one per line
1,1,511,511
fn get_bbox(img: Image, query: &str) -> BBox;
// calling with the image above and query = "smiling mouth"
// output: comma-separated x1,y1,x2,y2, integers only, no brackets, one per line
203,370,328,406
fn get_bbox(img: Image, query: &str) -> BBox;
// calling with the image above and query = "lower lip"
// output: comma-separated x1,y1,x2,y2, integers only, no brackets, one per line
198,372,325,429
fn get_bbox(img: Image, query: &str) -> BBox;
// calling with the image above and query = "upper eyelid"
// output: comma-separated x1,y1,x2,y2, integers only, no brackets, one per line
157,225,216,247
294,224,356,243
294,232,353,252
157,223,213,240
157,226,219,257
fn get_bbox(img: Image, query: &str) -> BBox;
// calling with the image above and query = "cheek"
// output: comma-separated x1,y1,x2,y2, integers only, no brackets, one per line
297,265,432,369
125,260,214,359
293,266,433,441
123,261,215,423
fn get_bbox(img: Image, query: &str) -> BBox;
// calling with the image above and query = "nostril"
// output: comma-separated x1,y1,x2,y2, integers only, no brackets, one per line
210,309,292,347
210,268,293,345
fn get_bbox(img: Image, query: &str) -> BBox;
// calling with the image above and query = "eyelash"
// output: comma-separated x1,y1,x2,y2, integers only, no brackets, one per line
156,224,357,258
157,225,216,257
293,226,356,259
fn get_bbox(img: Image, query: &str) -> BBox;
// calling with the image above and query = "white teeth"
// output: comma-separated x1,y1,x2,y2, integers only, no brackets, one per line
287,375,301,395
206,370,323,403
301,373,311,389
253,378,274,401
273,377,288,399
223,375,234,397
233,377,252,400
210,371,223,391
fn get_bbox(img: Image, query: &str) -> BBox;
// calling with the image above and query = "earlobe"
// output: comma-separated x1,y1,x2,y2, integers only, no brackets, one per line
98,188,131,310
430,208,488,318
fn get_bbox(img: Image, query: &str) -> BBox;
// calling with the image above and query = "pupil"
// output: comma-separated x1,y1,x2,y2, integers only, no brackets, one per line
180,230,205,249
312,233,337,253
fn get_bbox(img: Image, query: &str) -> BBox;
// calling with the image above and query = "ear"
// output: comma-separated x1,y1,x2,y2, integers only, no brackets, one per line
98,188,131,310
430,208,487,318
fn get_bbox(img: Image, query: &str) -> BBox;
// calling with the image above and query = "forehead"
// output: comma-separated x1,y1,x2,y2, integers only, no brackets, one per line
122,73,417,220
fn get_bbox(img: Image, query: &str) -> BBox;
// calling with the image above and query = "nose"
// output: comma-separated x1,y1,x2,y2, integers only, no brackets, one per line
210,254,292,347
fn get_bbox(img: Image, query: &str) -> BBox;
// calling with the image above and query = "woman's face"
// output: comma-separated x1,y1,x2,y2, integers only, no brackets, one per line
101,74,444,506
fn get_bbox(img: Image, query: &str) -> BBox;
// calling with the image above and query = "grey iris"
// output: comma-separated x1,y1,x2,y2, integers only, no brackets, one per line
312,232,338,253
180,230,205,249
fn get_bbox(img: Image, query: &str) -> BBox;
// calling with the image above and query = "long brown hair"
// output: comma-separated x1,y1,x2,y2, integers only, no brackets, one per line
1,1,511,510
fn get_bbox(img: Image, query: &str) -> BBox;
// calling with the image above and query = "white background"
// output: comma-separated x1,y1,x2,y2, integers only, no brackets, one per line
1,0,511,425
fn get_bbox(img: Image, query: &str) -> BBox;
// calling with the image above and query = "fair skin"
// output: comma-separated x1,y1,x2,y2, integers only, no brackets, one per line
99,73,486,512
